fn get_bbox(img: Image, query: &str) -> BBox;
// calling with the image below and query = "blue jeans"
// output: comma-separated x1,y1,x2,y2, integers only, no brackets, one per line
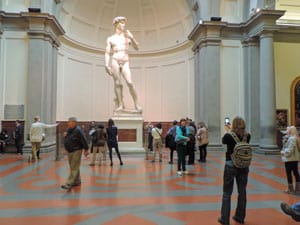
292,202,300,213
220,161,249,224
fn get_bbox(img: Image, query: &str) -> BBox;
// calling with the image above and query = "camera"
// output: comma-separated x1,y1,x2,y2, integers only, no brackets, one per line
224,117,230,125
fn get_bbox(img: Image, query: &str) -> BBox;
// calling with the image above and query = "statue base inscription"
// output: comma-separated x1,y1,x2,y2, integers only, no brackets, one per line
112,114,144,153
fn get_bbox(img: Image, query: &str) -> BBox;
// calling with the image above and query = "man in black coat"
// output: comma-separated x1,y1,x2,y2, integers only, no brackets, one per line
61,117,89,191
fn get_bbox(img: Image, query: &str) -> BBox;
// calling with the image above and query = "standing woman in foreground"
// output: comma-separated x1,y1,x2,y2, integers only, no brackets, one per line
175,118,190,176
106,118,123,166
218,116,251,225
281,126,300,194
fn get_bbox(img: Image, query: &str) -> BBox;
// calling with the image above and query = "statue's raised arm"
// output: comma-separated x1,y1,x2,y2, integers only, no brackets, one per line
125,29,139,50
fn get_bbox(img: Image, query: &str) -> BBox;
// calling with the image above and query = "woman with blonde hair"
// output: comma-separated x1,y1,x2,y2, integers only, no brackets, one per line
281,125,300,194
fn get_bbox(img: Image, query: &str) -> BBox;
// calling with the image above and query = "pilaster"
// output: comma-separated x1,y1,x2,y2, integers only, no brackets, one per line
25,14,63,151
189,22,223,148
24,12,64,153
242,37,260,146
0,12,64,152
202,39,221,147
188,10,285,151
258,32,278,153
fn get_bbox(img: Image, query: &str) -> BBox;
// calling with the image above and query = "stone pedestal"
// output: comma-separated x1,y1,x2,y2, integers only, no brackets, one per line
112,112,144,153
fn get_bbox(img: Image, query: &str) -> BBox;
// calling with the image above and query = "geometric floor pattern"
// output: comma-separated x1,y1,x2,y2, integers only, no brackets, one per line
0,149,300,225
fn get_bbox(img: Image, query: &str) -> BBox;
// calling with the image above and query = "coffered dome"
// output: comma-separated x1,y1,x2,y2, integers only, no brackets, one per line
57,0,194,52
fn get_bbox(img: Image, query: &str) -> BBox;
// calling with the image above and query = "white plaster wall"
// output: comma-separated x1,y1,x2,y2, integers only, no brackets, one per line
57,46,112,121
220,40,244,127
220,0,244,23
57,43,194,122
0,0,28,12
0,31,28,121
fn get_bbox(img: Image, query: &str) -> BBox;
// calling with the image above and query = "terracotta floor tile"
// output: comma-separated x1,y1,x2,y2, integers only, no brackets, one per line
0,150,298,224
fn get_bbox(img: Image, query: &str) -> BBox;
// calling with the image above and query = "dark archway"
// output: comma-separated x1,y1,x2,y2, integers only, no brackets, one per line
291,76,300,126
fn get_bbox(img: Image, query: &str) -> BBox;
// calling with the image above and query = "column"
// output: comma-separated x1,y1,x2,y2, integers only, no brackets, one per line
259,32,278,152
24,13,64,153
202,39,222,148
242,38,260,146
194,47,201,123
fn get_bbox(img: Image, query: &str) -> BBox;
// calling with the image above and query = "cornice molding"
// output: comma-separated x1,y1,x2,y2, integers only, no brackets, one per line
0,11,65,47
188,10,287,50
60,34,193,57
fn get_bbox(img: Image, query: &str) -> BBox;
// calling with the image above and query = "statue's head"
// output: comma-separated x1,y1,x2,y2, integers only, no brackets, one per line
112,16,127,26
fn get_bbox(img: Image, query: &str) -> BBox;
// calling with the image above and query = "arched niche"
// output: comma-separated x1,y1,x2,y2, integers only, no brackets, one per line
291,76,300,126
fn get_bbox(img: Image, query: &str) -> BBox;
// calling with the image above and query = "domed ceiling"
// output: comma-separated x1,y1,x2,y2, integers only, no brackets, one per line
57,0,194,52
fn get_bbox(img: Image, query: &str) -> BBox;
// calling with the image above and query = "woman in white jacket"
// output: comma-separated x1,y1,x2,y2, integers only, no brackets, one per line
281,126,300,194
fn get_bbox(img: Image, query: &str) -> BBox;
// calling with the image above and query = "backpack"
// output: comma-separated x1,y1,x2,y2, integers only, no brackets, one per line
230,132,252,168
165,133,176,149
92,128,105,147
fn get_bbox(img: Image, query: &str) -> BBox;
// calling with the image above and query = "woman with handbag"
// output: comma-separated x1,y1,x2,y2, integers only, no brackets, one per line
196,121,209,162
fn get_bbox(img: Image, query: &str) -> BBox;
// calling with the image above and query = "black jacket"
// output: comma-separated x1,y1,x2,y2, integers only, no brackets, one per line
15,125,23,142
64,126,89,152
106,126,118,147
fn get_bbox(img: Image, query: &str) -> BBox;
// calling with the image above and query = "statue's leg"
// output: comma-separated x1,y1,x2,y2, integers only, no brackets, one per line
115,84,124,111
111,60,124,111
122,63,142,112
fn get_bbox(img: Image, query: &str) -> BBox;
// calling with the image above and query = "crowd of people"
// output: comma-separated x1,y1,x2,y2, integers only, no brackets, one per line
2,115,300,222
147,118,209,167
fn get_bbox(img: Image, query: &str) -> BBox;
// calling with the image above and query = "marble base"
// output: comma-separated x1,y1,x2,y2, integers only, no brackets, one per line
256,145,280,155
112,115,144,153
23,141,57,154
113,108,142,117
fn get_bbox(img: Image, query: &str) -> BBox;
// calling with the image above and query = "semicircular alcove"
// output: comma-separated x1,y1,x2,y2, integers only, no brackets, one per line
57,0,194,52
56,0,195,122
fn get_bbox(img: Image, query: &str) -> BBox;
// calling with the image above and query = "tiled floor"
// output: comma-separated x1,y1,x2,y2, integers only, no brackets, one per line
0,149,299,225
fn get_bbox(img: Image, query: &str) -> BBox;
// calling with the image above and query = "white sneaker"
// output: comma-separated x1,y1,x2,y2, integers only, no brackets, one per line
177,171,182,176
183,171,188,175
